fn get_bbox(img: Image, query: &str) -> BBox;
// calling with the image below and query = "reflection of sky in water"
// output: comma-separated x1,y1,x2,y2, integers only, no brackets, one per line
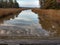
15,10,38,22
0,10,50,37
4,10,39,25
17,0,40,8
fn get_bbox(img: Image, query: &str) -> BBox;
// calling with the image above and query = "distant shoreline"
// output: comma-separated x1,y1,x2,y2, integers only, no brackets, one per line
0,8,27,17
0,8,60,17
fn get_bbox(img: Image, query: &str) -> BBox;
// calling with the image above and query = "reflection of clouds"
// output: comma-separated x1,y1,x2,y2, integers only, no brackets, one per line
0,9,50,37
15,18,32,21
15,10,38,21
17,0,40,8
0,23,50,37
3,10,39,25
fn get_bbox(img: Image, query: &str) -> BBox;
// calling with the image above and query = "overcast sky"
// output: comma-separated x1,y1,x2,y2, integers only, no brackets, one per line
17,0,40,8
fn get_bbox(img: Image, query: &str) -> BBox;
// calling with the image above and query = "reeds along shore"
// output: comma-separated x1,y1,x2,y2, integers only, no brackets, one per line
0,8,25,17
32,9,60,21
32,9,60,37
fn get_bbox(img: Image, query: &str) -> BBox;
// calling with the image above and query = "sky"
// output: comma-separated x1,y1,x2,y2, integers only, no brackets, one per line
17,0,40,8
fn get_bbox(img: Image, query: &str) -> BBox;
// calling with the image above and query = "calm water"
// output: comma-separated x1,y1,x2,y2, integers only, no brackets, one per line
0,9,60,39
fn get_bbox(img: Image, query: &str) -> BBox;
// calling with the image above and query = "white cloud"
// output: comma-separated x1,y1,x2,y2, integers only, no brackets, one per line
17,0,40,8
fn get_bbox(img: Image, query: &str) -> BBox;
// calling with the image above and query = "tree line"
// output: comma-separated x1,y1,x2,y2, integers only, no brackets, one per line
0,0,19,8
40,0,60,9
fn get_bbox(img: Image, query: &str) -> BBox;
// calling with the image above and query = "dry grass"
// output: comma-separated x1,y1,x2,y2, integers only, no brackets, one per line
0,8,26,17
32,9,60,21
32,9,60,37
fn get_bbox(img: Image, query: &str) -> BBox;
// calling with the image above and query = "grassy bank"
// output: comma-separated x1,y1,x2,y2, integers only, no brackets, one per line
32,8,60,21
32,9,60,37
0,8,26,17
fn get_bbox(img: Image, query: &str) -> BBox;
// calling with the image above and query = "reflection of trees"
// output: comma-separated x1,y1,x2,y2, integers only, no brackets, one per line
0,0,19,8
0,10,22,24
32,9,60,37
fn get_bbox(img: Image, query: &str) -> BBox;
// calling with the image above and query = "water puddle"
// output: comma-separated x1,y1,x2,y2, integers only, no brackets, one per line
0,10,50,37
